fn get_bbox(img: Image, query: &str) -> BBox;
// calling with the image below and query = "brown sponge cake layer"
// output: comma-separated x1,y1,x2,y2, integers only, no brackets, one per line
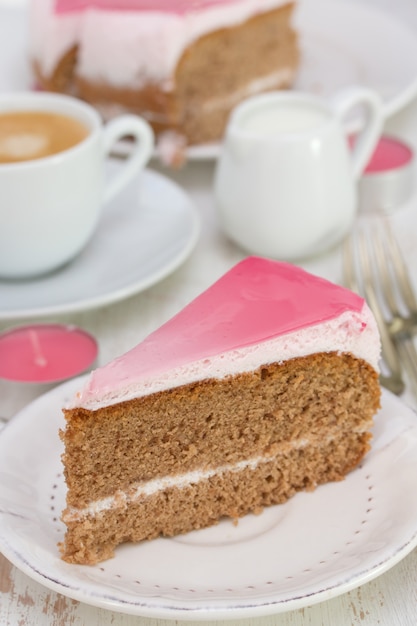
60,352,380,563
60,429,372,565
62,353,380,507
172,5,299,143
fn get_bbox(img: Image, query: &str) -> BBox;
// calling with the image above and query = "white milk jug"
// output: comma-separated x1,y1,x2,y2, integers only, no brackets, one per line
214,87,383,260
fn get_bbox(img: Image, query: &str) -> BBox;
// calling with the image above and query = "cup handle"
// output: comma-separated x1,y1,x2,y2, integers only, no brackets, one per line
332,86,383,181
101,115,154,204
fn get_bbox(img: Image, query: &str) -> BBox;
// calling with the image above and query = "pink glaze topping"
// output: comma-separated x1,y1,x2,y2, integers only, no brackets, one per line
73,257,375,409
144,257,364,360
55,0,239,13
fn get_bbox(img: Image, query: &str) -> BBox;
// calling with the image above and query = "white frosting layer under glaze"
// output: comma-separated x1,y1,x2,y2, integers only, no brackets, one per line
71,306,380,411
30,0,291,88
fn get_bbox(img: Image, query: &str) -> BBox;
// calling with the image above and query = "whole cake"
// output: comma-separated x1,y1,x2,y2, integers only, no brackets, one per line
60,257,381,565
29,0,299,154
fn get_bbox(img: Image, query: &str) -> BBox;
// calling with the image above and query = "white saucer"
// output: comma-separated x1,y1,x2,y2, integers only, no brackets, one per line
0,166,200,319
0,383,416,619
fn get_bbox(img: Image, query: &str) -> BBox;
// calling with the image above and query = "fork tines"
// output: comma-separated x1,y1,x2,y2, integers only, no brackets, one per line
343,217,417,397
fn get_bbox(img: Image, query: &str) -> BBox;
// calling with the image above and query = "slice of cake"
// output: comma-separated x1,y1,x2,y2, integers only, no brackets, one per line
29,0,299,152
60,257,381,565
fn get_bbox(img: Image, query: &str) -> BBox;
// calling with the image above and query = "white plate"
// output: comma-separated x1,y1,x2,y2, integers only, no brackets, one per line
0,382,416,620
1,0,417,160
0,165,200,319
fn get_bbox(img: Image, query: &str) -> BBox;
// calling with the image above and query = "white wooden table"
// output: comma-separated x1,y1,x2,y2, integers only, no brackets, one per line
1,0,417,624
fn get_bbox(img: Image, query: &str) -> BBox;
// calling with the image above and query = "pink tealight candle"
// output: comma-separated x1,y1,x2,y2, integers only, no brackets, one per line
351,134,414,213
0,324,98,383
363,135,413,174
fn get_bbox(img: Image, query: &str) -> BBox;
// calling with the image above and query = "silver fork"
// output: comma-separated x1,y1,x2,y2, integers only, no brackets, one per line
343,217,417,399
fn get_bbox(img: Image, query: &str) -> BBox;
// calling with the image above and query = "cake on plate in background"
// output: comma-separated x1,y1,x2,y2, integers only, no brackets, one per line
29,0,299,158
60,257,381,565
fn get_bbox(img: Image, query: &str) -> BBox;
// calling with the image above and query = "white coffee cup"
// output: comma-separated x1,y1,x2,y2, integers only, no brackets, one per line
0,92,154,279
214,87,383,260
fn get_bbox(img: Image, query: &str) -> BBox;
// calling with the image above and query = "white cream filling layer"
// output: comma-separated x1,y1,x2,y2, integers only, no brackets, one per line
63,443,307,522
200,68,294,114
63,424,372,523
92,68,294,124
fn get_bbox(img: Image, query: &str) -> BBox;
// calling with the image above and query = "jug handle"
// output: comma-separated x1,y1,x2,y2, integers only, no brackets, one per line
332,86,384,181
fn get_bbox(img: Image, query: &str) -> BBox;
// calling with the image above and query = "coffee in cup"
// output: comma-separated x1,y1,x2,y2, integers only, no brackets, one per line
0,111,89,163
